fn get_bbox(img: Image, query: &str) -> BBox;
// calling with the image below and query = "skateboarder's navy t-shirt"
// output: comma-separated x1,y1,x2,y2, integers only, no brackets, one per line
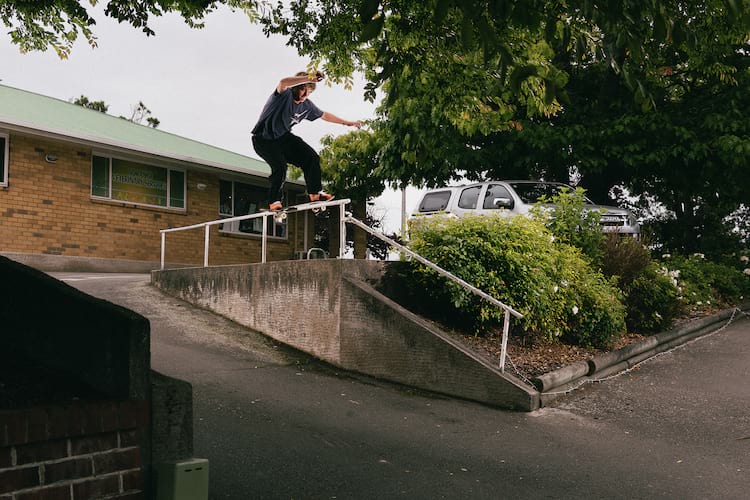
251,88,324,140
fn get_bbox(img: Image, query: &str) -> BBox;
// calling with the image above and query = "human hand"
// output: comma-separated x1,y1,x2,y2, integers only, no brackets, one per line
348,120,362,128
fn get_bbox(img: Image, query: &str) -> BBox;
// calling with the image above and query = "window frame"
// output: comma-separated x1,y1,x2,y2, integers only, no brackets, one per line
90,152,186,211
0,132,8,187
218,178,288,240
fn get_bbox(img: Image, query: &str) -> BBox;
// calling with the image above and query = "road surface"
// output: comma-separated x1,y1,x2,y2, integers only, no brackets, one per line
57,273,750,499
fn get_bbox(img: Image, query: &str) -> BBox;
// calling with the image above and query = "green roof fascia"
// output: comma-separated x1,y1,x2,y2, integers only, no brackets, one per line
0,83,275,179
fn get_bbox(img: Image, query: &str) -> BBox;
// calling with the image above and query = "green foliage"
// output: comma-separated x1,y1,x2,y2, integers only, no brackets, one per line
71,95,109,113
482,8,750,255
1,0,255,58
556,249,627,349
531,186,604,265
125,100,160,128
319,128,386,199
318,128,394,259
659,254,750,310
257,0,750,190
407,214,625,348
598,233,678,334
72,95,160,128
623,265,682,334
599,234,651,288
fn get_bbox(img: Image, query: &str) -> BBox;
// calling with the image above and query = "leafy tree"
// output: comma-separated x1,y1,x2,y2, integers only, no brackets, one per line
259,0,750,187
319,127,392,258
319,127,385,201
9,1,750,254
480,8,750,255
1,0,255,58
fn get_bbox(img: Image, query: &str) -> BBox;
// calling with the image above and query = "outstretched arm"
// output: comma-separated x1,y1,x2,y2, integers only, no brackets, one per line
276,71,324,93
321,112,362,128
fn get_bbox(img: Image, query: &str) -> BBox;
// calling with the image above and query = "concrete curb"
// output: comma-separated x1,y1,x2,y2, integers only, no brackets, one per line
536,302,750,406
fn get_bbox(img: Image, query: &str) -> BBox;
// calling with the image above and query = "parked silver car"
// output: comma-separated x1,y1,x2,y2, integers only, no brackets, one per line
412,180,640,237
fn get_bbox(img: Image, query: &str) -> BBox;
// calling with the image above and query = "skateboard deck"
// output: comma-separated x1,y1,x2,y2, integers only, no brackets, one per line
261,199,331,222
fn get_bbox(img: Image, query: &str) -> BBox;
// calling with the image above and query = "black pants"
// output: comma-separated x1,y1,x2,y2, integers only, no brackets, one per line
252,133,322,205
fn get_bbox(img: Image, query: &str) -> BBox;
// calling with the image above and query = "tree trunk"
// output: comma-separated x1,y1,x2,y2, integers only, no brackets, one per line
352,199,367,259
328,205,342,258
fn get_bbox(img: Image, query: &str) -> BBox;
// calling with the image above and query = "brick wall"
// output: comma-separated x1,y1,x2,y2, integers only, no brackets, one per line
0,132,306,267
0,400,148,499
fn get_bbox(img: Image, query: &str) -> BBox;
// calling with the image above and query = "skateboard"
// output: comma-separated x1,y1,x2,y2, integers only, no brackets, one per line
261,200,330,223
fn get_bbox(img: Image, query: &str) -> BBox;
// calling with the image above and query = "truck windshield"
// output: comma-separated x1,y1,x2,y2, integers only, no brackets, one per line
509,182,568,204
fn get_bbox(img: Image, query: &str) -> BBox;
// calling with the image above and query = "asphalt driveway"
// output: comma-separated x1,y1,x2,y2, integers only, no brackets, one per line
57,273,750,499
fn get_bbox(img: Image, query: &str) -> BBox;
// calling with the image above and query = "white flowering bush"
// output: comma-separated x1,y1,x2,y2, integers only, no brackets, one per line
658,253,750,311
406,214,625,348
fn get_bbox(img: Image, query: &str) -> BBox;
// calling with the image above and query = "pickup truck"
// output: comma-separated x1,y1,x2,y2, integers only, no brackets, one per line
411,180,640,237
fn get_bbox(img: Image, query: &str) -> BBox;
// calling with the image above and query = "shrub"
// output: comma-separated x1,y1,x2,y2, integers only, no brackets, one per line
406,214,626,348
532,186,604,266
624,265,682,334
659,254,750,310
599,233,651,288
554,249,627,348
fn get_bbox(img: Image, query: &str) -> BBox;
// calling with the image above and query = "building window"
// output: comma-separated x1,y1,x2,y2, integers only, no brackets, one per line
219,179,286,238
0,133,8,187
91,155,185,209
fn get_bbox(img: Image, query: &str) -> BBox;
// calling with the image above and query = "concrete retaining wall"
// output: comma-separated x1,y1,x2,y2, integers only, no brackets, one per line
0,255,198,497
151,260,539,411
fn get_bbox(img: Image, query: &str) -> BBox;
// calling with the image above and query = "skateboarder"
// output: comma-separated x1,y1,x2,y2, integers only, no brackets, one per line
251,71,362,211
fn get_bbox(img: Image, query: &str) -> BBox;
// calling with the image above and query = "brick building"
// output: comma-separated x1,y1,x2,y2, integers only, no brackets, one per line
0,84,315,272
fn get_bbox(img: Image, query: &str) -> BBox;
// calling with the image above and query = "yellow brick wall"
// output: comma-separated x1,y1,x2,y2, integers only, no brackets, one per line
0,132,307,266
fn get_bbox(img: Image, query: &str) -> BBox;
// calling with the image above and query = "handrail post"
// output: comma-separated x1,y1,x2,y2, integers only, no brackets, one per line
204,225,210,267
261,213,268,263
339,203,346,258
160,232,166,270
500,309,510,372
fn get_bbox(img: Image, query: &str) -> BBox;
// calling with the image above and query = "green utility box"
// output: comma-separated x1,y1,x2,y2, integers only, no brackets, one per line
155,458,209,500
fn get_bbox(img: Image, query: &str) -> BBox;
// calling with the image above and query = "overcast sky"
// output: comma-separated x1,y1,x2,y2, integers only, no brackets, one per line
0,5,423,234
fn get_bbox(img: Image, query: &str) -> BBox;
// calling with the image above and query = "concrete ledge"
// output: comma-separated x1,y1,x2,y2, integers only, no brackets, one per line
538,302,750,406
1,252,192,273
151,260,539,411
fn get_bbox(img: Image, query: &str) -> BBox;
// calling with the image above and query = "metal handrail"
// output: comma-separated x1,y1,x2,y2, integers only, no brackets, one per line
344,216,522,372
159,198,351,269
159,197,522,372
